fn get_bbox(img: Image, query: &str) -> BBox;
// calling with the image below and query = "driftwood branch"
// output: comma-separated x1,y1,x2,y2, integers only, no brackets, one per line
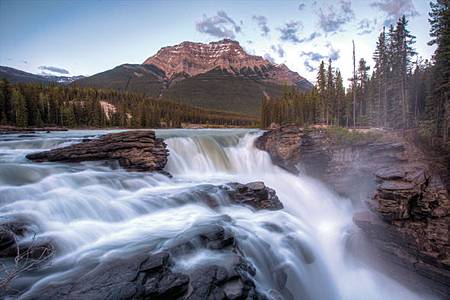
0,229,54,291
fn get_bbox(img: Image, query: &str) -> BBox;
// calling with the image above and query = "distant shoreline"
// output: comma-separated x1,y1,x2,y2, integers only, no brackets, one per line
0,124,254,134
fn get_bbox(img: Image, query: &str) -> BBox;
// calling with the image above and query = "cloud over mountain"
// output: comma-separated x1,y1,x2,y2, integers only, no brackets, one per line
196,11,241,38
263,53,275,63
253,15,270,36
38,65,70,75
304,60,316,72
271,44,285,58
278,21,303,43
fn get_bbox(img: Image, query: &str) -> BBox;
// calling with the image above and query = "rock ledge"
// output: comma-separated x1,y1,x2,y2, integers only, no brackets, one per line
26,131,169,172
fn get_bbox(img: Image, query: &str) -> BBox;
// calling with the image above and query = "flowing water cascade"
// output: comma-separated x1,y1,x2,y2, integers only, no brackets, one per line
0,130,434,299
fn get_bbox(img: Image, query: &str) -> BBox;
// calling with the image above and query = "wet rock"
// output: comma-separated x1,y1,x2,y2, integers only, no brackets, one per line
25,254,151,300
164,224,235,256
0,218,32,257
140,251,170,273
22,222,268,300
353,211,450,297
190,182,283,211
375,167,406,180
144,272,189,299
356,164,450,298
255,125,303,173
186,261,258,300
225,181,283,210
0,218,55,275
26,130,169,173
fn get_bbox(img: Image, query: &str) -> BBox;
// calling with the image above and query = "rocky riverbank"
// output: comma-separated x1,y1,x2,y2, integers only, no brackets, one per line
256,125,450,297
0,125,68,134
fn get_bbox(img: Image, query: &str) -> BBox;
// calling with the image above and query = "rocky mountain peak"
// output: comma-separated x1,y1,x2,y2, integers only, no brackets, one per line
142,39,310,88
143,39,268,79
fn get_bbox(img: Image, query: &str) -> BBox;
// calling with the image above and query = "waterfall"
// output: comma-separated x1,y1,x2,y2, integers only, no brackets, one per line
0,130,431,299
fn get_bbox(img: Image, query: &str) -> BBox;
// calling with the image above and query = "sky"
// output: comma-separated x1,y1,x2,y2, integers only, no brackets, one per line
0,0,436,84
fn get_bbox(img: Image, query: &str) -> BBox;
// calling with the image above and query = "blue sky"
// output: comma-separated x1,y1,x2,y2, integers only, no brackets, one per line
0,0,435,84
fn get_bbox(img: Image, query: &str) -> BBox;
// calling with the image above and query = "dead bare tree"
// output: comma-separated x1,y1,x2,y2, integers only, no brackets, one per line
352,40,357,127
0,229,54,292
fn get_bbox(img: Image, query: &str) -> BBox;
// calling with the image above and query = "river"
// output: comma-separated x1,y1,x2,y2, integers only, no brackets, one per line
0,129,433,299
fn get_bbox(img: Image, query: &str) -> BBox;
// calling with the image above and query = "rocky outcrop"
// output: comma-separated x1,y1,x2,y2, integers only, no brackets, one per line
225,181,283,210
256,126,450,297
353,163,450,297
371,166,450,221
183,181,283,211
256,126,407,199
22,221,271,299
255,125,303,173
26,131,169,173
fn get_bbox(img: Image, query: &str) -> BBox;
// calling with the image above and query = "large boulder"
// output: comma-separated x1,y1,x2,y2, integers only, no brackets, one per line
225,181,283,210
26,131,169,172
187,182,283,211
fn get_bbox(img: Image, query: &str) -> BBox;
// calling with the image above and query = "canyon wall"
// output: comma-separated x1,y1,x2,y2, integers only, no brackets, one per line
256,126,450,297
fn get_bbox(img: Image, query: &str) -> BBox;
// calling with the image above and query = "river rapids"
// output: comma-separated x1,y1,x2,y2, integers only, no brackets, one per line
0,129,435,299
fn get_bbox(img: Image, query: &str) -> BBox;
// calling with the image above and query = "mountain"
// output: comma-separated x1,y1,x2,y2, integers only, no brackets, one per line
73,64,165,98
143,39,309,87
73,39,313,116
0,66,85,84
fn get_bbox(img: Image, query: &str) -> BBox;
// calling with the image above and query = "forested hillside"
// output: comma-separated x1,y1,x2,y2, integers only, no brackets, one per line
0,82,258,128
262,2,449,147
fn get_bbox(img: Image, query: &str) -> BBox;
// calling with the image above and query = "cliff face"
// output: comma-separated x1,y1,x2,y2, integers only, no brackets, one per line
144,39,266,78
255,126,450,297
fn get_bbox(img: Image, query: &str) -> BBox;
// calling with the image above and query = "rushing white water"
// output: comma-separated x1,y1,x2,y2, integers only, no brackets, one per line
0,129,434,299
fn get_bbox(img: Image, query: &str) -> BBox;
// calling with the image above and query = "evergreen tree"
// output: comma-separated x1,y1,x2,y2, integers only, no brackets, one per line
316,61,326,123
373,27,388,126
335,70,345,127
428,0,450,142
11,89,27,127
396,16,417,127
326,59,335,125
357,58,370,125
0,80,12,123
